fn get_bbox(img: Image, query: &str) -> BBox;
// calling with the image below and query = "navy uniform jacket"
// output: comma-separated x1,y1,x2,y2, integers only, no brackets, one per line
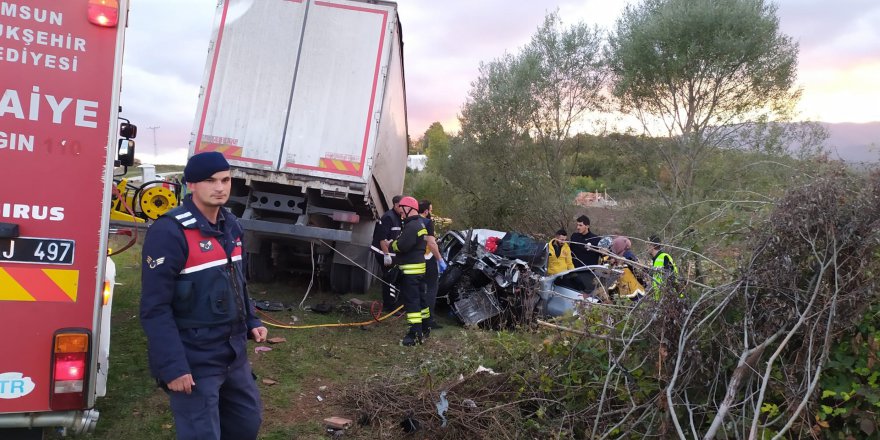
391,215,428,269
371,208,402,253
140,196,262,384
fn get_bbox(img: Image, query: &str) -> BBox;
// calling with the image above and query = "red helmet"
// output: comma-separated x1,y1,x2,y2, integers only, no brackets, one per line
398,196,419,211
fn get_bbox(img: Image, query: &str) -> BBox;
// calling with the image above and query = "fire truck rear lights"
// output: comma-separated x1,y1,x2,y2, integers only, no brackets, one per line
54,380,85,394
54,333,89,353
54,353,86,382
87,0,119,27
103,280,112,305
51,331,90,409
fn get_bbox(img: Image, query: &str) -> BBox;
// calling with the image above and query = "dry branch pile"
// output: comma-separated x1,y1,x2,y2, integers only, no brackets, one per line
344,168,880,439
344,369,528,439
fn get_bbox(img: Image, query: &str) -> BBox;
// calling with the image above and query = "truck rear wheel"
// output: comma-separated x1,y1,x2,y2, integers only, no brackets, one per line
247,242,274,283
350,257,375,295
330,263,352,294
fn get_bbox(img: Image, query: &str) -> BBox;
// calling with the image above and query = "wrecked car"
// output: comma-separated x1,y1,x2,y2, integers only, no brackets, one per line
436,229,629,327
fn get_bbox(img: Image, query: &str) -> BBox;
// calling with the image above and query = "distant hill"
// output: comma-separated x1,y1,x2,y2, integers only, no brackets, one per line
821,122,880,163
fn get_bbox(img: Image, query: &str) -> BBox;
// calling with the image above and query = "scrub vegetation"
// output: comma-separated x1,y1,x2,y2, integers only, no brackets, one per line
74,237,501,439
83,0,879,438
399,0,879,438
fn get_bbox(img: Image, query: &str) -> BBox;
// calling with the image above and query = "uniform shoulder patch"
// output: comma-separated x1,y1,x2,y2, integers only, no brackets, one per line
146,256,166,269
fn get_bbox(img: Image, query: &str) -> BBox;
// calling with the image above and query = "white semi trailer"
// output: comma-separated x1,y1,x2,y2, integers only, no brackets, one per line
190,0,409,293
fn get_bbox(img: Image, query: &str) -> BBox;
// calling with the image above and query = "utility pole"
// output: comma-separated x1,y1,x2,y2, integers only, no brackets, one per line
147,126,160,159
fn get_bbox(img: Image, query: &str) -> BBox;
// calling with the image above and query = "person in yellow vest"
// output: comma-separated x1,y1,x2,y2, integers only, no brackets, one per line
648,235,679,299
547,229,574,275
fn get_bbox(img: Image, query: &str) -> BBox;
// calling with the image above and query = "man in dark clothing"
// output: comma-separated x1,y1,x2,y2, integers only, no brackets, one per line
569,215,603,294
371,195,403,312
390,196,428,346
140,152,267,440
570,215,602,267
418,199,447,334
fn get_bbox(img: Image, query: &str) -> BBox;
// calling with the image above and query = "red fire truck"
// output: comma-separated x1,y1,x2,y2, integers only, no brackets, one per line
0,1,134,437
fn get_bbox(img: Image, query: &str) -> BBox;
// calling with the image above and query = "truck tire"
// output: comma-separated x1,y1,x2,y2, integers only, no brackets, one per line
350,257,375,295
247,243,274,283
330,263,351,294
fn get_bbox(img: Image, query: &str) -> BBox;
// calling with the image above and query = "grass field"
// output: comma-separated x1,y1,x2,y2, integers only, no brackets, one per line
78,234,507,439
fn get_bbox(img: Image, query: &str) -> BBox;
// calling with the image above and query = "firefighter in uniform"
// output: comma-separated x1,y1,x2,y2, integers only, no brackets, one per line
141,152,267,440
389,196,429,346
648,234,679,299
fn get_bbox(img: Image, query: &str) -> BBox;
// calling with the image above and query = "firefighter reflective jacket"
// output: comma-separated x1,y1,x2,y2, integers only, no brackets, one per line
547,239,574,275
651,251,679,298
140,196,262,383
391,215,427,275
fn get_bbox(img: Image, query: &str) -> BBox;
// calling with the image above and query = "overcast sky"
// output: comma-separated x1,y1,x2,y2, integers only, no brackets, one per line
121,0,880,163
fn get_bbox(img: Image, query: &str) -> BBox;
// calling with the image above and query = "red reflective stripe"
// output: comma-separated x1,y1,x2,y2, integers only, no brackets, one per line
181,229,243,270
4,267,74,302
198,142,244,157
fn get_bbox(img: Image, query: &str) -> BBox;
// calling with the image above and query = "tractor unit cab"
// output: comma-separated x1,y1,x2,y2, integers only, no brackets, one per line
0,1,133,437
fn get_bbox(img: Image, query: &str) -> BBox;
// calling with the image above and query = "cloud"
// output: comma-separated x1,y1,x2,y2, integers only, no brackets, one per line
125,0,215,82
121,0,215,162
399,0,616,136
119,65,200,162
777,0,880,67
122,0,880,161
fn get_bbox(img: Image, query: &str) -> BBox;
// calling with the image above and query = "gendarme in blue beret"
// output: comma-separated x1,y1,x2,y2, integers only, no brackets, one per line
184,151,230,183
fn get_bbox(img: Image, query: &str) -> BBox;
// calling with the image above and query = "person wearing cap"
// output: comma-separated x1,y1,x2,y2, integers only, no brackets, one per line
389,196,428,346
371,195,404,311
648,234,679,299
140,151,267,440
547,229,574,276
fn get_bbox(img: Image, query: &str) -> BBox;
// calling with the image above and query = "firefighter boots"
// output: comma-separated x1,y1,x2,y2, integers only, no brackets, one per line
401,324,423,346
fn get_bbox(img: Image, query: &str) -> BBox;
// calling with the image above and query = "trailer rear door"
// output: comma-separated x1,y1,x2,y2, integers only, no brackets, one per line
278,0,396,182
192,0,397,184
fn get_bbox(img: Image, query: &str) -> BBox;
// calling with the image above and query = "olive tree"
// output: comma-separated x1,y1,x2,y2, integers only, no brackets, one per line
525,13,608,227
446,12,608,232
608,0,801,202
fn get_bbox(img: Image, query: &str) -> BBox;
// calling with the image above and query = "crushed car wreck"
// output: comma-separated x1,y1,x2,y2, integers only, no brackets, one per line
436,229,638,327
